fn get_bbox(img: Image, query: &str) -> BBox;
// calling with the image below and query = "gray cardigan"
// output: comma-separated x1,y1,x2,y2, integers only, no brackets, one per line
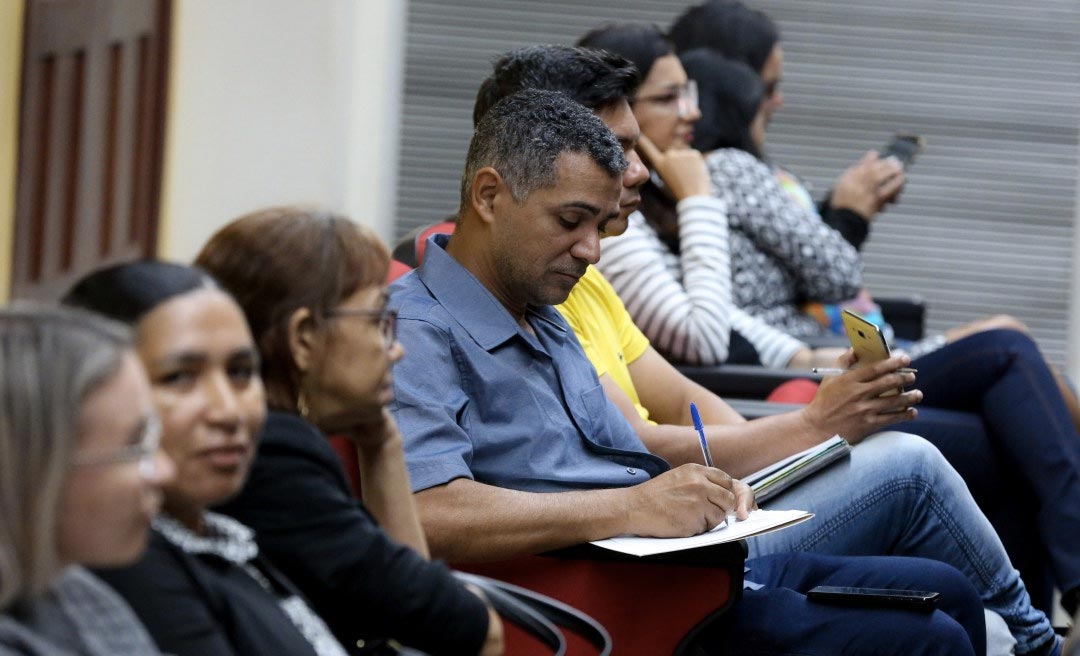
0,567,159,656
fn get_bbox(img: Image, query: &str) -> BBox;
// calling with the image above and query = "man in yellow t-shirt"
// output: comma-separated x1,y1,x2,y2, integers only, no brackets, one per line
555,261,917,479
556,265,653,423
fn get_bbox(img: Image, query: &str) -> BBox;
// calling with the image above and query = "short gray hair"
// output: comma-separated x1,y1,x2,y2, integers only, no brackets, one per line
0,304,131,609
460,88,627,209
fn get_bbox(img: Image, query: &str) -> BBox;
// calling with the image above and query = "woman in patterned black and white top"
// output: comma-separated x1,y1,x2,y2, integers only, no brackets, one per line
680,49,865,339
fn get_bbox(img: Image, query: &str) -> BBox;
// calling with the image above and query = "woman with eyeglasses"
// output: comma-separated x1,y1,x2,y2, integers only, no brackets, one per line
64,261,355,656
579,23,837,370
195,207,502,656
0,306,172,655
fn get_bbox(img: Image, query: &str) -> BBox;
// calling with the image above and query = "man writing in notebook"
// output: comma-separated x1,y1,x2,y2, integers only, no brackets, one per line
388,60,1058,654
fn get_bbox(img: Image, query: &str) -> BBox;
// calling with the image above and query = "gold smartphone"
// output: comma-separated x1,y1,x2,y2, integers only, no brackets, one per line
841,309,900,396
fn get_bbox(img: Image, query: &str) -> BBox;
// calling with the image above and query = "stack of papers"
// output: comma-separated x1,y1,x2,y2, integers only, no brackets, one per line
590,509,813,557
745,436,851,503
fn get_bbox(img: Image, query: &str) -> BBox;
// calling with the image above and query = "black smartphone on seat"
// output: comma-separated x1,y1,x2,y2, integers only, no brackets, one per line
807,586,939,612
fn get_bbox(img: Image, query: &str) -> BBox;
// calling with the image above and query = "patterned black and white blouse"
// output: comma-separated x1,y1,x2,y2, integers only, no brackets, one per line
154,513,348,656
706,148,863,338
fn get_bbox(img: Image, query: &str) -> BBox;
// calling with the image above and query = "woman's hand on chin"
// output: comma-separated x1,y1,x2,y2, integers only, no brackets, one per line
319,407,402,450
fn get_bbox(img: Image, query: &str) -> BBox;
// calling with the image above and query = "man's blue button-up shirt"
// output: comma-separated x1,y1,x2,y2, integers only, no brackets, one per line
389,235,670,494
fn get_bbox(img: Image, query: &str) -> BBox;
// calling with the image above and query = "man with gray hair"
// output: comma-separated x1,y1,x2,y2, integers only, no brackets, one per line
393,88,747,536
389,88,991,654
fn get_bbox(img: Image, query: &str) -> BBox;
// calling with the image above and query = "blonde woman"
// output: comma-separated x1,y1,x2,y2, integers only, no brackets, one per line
0,306,173,655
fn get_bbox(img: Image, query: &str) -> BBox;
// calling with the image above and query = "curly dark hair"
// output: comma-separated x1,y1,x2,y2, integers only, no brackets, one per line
472,44,640,126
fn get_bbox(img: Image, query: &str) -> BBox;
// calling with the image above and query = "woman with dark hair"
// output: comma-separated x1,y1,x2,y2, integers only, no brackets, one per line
672,1,916,345
66,261,355,656
67,251,501,656
580,23,830,370
194,207,502,656
0,305,172,655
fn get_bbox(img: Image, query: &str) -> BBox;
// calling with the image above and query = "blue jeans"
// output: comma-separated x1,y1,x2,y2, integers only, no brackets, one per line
705,552,985,655
900,328,1080,603
751,431,1055,654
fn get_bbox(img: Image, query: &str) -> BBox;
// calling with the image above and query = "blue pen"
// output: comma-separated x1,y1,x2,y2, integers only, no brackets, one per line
690,402,715,468
692,402,731,530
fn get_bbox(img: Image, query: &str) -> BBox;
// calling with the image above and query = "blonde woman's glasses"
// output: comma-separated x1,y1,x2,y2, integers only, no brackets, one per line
71,414,162,478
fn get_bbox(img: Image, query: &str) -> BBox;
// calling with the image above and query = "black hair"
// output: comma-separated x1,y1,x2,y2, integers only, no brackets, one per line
576,23,673,90
472,45,640,126
462,89,627,210
681,50,764,158
62,260,218,326
669,0,780,74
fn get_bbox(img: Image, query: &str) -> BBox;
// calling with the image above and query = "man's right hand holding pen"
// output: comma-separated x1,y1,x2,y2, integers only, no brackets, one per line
799,350,922,446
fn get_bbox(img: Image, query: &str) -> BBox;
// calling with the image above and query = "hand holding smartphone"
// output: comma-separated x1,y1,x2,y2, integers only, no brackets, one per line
840,310,904,397
875,134,922,207
879,134,924,171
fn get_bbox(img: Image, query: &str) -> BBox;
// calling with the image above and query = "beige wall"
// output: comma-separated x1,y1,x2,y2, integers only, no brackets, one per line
159,0,405,261
0,0,25,303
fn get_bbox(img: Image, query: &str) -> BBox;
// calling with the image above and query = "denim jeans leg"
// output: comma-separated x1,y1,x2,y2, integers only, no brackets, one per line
706,552,978,655
896,405,1054,612
910,328,1080,594
748,431,1055,654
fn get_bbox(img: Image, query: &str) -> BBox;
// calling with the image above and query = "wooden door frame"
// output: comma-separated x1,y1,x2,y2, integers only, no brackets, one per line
0,0,26,303
11,0,171,301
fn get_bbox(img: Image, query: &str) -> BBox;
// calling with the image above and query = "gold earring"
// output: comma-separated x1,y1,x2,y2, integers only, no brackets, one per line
297,388,310,419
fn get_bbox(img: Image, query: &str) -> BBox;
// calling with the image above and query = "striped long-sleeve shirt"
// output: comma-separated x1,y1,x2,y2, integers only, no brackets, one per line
597,196,806,368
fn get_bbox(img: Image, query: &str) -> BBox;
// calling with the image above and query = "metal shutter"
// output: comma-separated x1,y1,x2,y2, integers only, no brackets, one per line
397,0,1080,365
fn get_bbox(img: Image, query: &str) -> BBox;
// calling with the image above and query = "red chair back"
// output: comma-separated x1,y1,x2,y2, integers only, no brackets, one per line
392,221,457,267
387,259,413,283
459,548,742,655
329,436,362,497
414,221,456,264
765,378,820,404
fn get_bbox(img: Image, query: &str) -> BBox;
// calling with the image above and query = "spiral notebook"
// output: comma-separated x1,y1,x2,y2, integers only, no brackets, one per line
745,436,851,503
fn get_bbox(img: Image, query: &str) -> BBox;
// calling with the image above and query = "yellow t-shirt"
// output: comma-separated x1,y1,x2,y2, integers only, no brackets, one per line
556,266,653,423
